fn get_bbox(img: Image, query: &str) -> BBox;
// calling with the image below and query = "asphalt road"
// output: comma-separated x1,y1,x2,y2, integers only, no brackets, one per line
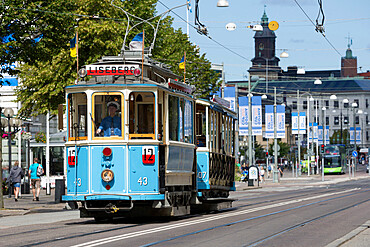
0,178,369,247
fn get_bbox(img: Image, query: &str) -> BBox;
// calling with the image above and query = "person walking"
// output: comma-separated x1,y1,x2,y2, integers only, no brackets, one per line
8,160,24,201
29,158,43,201
260,166,265,183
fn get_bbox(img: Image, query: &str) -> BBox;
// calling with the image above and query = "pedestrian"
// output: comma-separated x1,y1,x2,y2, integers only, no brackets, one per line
260,166,265,183
278,164,284,177
267,164,272,178
8,160,24,201
29,158,44,201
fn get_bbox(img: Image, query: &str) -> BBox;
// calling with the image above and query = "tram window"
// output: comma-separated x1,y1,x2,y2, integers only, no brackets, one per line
169,95,179,141
93,93,123,138
196,104,206,147
68,93,87,141
184,100,193,144
129,92,155,139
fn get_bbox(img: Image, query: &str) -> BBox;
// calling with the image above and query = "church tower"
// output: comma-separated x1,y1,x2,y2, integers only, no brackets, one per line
248,9,281,80
341,37,357,77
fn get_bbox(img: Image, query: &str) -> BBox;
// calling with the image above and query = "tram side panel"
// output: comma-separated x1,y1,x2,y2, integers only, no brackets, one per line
196,151,210,190
66,146,89,196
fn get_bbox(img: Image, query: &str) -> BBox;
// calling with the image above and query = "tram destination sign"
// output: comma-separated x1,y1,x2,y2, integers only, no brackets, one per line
86,64,140,76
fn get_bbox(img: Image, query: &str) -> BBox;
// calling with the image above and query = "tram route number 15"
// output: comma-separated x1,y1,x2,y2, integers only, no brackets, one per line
68,147,77,166
142,146,155,164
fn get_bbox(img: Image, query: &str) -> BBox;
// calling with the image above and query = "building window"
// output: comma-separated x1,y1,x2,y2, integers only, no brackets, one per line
292,101,297,110
344,102,349,108
366,99,369,108
334,100,339,108
314,117,319,123
344,116,349,125
354,99,359,108
303,101,307,110
326,116,329,125
367,131,369,141
334,116,339,125
355,116,359,124
325,100,329,107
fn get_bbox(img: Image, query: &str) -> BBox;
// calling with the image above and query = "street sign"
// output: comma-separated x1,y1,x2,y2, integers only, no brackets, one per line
352,151,358,157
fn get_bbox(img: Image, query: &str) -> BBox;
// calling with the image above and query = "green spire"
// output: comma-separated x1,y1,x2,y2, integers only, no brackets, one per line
261,5,268,25
345,48,353,59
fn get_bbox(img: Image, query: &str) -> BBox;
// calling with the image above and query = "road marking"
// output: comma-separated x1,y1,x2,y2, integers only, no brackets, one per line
72,188,360,247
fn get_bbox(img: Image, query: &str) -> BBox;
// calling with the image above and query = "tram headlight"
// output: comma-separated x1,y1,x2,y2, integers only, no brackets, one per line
101,169,114,182
103,147,112,157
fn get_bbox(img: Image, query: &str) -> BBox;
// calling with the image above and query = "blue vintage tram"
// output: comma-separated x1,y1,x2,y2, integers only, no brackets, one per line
62,50,236,220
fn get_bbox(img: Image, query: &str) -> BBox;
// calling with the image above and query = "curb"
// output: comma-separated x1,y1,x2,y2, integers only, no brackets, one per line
326,220,370,247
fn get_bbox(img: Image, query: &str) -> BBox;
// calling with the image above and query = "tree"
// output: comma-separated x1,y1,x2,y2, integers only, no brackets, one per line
269,140,290,158
1,0,219,116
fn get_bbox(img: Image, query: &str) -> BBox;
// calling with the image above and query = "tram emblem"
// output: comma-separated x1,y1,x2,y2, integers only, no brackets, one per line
68,147,77,166
142,146,155,164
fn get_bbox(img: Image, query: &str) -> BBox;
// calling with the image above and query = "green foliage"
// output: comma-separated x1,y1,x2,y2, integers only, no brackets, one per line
269,140,290,158
1,0,219,116
330,129,349,145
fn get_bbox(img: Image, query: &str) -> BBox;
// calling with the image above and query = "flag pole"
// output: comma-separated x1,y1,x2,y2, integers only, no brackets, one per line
142,30,144,82
184,51,186,83
76,30,79,84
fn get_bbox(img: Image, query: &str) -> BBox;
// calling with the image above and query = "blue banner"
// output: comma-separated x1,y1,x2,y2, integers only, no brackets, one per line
313,123,318,143
265,105,274,138
318,126,323,144
224,86,236,112
252,96,262,136
277,105,285,138
239,97,249,136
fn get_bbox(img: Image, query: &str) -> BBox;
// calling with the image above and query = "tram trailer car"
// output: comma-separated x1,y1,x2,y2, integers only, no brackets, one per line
62,51,236,220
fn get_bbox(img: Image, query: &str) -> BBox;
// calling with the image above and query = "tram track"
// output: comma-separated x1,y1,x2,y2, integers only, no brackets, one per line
2,187,367,247
70,188,366,247
137,188,369,247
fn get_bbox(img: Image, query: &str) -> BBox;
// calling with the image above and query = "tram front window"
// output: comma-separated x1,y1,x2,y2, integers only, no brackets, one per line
68,93,87,141
93,93,123,138
129,92,155,139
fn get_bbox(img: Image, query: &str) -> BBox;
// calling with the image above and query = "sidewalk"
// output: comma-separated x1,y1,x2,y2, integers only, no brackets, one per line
235,169,370,191
0,188,66,217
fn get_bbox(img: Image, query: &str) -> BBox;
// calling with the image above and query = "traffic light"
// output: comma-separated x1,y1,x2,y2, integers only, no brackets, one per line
320,144,325,154
266,152,269,157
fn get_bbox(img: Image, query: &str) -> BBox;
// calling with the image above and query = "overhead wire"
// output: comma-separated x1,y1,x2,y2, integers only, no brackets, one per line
157,0,250,62
293,0,342,57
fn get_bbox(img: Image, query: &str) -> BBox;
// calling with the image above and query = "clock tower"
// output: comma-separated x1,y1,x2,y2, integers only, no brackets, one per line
248,9,281,80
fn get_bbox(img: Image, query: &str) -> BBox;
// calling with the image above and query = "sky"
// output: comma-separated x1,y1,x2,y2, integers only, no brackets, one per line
156,0,370,82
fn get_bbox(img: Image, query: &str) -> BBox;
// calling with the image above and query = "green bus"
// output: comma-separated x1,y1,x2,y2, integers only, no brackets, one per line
323,145,346,174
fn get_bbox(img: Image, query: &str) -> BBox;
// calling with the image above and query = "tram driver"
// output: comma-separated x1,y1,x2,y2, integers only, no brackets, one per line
96,101,122,137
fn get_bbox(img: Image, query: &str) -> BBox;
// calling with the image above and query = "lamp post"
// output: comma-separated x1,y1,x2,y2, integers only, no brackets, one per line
322,106,326,181
2,108,22,198
352,102,358,170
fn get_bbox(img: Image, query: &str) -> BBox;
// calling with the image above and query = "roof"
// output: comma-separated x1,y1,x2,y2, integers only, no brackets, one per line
228,78,370,95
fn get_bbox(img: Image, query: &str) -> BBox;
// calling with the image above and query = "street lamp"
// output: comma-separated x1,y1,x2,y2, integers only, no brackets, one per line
314,79,322,85
217,0,229,7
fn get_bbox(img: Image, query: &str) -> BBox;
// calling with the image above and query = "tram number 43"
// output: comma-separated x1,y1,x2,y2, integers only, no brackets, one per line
142,146,155,164
138,177,148,186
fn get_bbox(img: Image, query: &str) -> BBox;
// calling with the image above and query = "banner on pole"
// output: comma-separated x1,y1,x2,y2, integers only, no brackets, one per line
252,96,262,136
318,126,323,144
239,97,248,136
292,112,298,134
313,123,318,143
265,105,274,138
325,126,330,145
309,123,313,142
292,112,306,134
224,86,236,112
277,105,285,138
